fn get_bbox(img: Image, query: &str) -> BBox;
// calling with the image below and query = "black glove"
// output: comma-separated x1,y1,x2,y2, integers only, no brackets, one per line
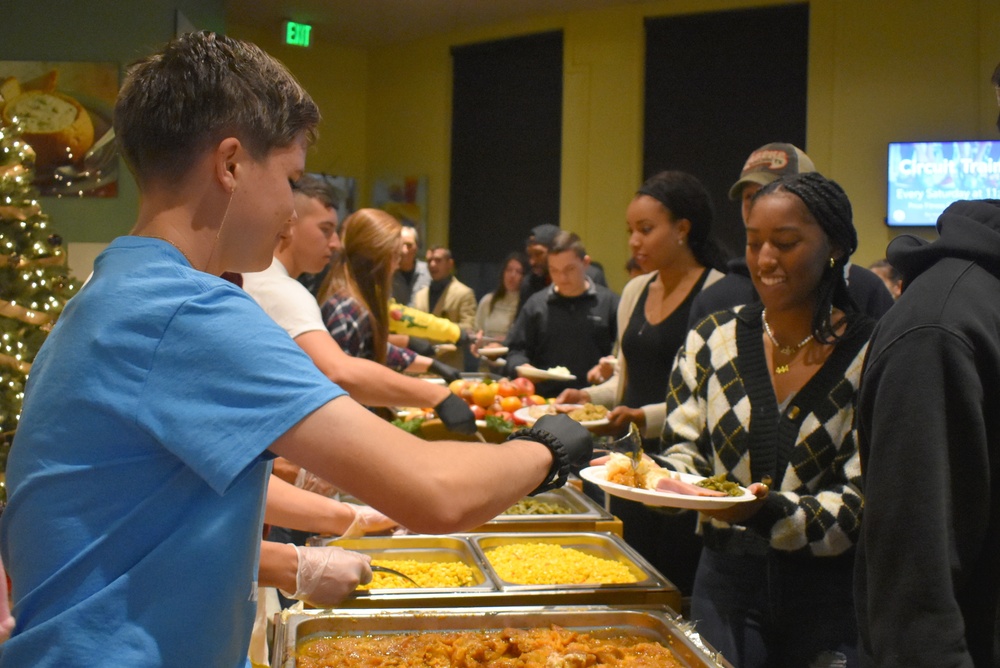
428,359,462,384
508,414,593,495
407,337,436,357
435,392,477,435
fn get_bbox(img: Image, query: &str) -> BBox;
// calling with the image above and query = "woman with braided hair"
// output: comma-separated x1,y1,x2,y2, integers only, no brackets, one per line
558,170,727,595
651,171,874,666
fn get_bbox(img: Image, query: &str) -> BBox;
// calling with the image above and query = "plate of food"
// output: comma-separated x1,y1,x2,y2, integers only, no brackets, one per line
478,345,509,358
515,364,576,382
579,459,756,510
514,403,609,429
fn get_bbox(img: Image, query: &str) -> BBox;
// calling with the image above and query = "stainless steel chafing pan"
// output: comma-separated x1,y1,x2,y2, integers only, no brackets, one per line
273,605,733,668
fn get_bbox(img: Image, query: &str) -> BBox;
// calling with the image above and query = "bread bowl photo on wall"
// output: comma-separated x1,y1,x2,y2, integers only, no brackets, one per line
0,61,119,197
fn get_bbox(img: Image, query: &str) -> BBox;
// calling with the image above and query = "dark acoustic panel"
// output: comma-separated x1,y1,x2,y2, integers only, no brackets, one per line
450,31,563,270
645,4,809,260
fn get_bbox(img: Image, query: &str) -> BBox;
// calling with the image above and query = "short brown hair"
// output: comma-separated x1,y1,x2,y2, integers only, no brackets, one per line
549,231,587,259
292,174,339,210
115,31,320,186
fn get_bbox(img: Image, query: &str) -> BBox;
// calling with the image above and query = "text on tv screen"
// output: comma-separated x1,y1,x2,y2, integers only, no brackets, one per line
888,140,1000,226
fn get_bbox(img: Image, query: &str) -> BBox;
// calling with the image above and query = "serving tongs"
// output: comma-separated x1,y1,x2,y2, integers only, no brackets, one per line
370,564,419,586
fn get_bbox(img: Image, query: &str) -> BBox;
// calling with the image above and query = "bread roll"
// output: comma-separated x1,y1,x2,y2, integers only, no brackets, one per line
2,89,94,169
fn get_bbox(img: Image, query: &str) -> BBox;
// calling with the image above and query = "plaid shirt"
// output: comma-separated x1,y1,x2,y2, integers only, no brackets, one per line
321,294,417,372
653,302,874,558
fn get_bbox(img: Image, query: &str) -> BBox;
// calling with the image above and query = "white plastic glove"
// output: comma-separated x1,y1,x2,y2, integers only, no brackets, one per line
293,467,340,498
342,504,400,539
282,545,372,608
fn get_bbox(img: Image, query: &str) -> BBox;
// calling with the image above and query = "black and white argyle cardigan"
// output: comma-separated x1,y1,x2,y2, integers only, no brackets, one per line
651,302,875,558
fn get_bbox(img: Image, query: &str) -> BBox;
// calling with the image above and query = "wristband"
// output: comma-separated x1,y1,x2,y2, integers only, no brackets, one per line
506,426,570,496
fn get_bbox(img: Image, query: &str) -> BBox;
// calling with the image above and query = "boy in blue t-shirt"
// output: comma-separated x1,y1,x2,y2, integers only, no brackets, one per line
0,31,590,668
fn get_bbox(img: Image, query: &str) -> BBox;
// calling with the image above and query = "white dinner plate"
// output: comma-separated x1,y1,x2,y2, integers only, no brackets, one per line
478,346,509,358
516,365,577,382
513,404,609,429
578,466,756,510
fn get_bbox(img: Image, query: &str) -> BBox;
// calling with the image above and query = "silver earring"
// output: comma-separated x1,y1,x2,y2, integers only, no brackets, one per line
678,238,685,246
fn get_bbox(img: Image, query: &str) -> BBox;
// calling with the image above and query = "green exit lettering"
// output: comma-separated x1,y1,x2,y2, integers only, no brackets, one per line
285,21,312,47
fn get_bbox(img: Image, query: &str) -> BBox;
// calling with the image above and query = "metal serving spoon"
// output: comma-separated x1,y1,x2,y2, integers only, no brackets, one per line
370,564,420,587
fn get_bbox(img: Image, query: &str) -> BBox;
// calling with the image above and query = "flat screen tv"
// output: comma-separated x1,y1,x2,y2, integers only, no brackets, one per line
887,140,1000,226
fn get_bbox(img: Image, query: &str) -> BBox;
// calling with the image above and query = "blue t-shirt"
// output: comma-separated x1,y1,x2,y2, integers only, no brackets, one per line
0,237,344,667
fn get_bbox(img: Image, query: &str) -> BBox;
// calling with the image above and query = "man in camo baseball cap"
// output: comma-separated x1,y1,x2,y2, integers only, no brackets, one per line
728,142,816,199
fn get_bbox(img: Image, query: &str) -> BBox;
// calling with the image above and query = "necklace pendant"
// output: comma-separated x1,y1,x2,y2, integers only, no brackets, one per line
775,363,790,374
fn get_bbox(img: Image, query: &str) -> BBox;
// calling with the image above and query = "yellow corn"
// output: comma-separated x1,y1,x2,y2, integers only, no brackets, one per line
485,542,637,585
356,559,475,590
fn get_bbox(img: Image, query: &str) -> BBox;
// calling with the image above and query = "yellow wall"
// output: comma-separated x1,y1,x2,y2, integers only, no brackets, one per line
807,0,1000,271
232,0,1000,292
231,24,370,182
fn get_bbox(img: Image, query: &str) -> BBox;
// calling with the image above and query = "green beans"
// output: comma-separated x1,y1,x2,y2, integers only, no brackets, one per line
694,473,744,496
503,499,573,515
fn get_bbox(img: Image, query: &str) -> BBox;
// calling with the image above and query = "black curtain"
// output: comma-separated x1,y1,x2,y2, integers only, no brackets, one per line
644,4,809,260
449,31,563,298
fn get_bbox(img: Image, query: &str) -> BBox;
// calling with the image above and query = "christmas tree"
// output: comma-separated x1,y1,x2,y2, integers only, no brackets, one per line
0,121,80,483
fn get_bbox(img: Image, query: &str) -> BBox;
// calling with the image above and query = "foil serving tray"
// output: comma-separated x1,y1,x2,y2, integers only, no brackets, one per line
471,531,663,592
273,605,733,668
485,485,610,522
336,485,617,533
311,534,494,595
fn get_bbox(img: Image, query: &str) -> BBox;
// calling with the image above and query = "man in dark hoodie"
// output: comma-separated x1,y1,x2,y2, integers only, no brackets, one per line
854,198,1000,667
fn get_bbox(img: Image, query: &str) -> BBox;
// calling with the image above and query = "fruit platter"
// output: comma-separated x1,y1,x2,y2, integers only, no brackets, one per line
394,376,552,442
394,376,617,443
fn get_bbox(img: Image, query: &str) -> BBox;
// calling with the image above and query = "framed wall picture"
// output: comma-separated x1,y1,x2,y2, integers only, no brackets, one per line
307,172,357,224
0,60,119,197
372,175,428,250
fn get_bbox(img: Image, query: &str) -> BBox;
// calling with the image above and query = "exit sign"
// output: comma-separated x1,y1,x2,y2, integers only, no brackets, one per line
285,21,312,47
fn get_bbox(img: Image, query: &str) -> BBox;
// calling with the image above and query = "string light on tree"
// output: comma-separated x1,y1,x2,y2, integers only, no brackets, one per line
0,120,80,489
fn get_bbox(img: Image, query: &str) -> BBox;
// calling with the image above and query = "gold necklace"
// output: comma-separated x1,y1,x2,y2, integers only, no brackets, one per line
141,235,195,268
762,308,812,374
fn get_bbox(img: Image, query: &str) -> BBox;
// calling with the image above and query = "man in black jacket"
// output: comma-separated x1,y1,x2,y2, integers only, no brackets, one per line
854,198,1000,667
504,231,618,397
518,223,607,314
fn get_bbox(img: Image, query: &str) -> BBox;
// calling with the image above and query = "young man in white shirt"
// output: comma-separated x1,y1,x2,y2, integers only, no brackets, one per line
243,179,472,431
